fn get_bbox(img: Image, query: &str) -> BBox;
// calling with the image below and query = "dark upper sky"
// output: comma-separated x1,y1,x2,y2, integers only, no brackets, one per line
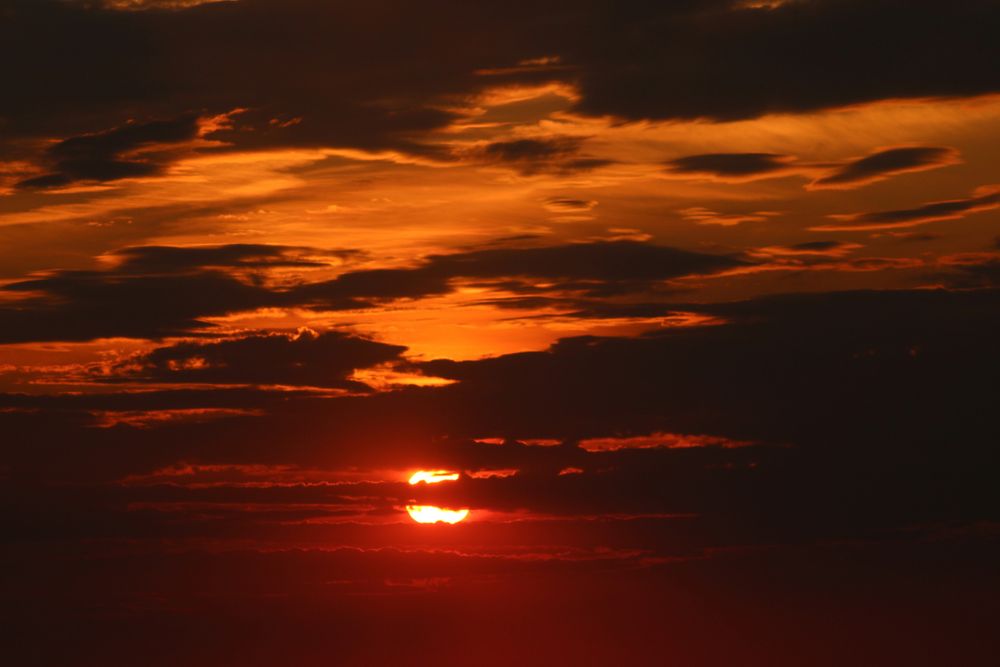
2,1,1000,665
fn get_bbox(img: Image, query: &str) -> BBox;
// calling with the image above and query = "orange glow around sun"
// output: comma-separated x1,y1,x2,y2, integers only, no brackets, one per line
405,505,470,524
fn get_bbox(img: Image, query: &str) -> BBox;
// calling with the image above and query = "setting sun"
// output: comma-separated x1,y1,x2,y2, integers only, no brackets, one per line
408,470,460,485
406,470,469,523
405,505,470,524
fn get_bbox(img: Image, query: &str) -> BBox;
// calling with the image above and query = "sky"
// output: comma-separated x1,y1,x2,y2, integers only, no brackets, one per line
2,1,1000,665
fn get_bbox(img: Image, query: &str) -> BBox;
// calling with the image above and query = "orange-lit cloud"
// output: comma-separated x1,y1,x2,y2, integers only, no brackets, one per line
679,207,782,227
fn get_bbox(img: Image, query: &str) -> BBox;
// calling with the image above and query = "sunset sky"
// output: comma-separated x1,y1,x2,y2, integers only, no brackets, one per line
3,1,1000,665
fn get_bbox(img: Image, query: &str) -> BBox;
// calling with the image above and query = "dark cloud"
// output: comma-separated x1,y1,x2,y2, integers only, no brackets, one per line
467,137,614,175
109,244,344,273
935,253,1000,289
414,287,1000,448
569,0,1000,121
0,241,742,343
0,245,338,343
296,240,745,305
5,0,994,169
291,267,454,309
816,186,1000,230
17,115,200,189
668,145,961,190
0,270,275,343
1,0,557,161
2,288,998,556
0,242,352,342
665,152,792,178
480,137,579,162
809,146,959,189
543,197,598,212
426,241,742,283
104,329,407,390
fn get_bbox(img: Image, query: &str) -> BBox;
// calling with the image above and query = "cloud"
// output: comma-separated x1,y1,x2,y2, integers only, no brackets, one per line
814,185,1000,231
108,244,346,273
0,270,276,343
570,0,1000,122
679,206,781,226
102,328,407,390
0,244,350,343
542,197,599,213
17,116,201,189
297,240,746,305
0,241,744,343
425,241,742,284
808,146,960,189
749,241,863,258
465,137,614,175
934,252,1000,288
414,287,1000,447
3,288,999,554
666,146,960,190
6,0,994,173
665,153,794,180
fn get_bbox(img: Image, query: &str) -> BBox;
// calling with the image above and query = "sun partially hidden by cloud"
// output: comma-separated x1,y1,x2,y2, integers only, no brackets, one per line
408,470,460,485
405,505,471,525
406,470,470,523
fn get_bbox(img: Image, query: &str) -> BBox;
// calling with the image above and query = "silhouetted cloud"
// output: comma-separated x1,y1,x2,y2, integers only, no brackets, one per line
667,145,960,190
0,270,276,343
109,244,345,273
297,240,746,305
935,252,1000,288
6,0,996,171
809,146,960,189
103,329,407,390
543,197,598,213
815,185,1000,230
3,288,999,544
0,241,744,343
466,137,614,175
665,153,792,179
17,116,200,189
570,0,1000,121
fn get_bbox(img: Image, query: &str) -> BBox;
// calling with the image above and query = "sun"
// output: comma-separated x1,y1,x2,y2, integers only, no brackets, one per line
405,470,469,524
408,470,460,485
405,505,470,524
